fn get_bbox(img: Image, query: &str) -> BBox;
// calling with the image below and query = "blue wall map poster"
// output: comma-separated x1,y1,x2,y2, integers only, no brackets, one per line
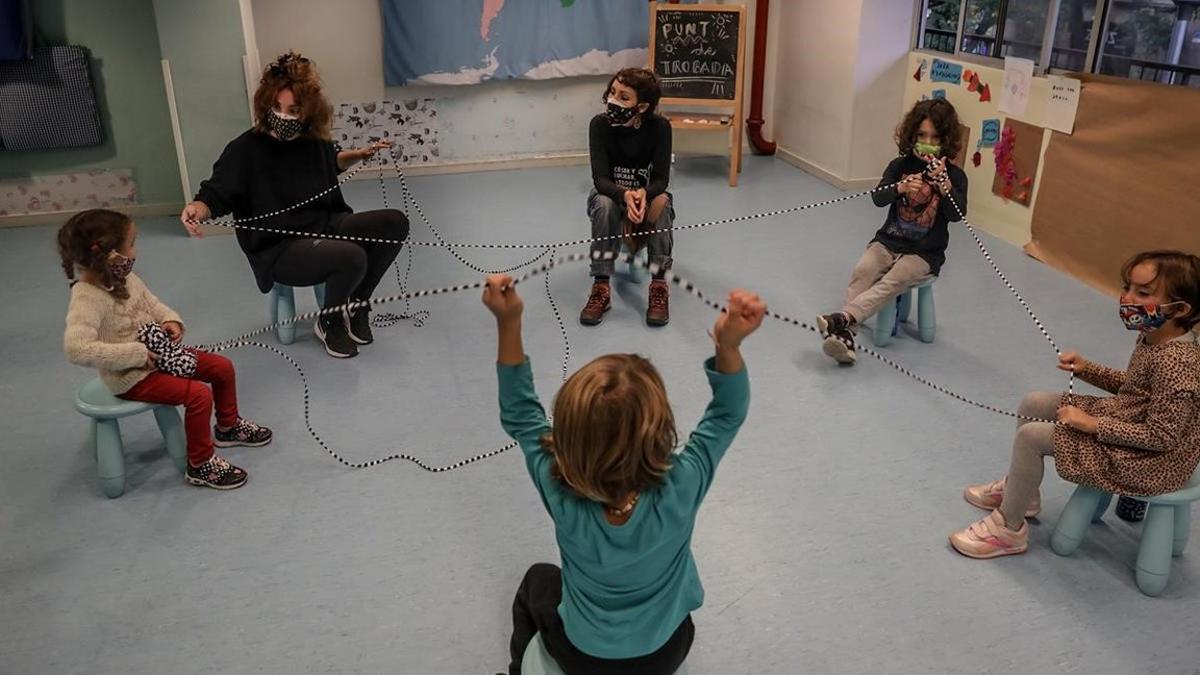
381,0,694,86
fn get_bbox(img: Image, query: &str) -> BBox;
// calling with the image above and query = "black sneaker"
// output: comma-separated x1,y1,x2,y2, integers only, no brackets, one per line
214,418,273,448
822,330,858,365
186,454,248,490
1116,496,1147,522
816,313,857,365
315,312,358,358
816,312,851,338
345,301,373,345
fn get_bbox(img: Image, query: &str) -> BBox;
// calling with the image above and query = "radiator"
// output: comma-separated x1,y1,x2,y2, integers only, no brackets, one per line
0,46,104,151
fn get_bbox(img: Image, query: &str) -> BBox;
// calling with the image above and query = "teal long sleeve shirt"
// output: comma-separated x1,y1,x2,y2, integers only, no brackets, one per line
497,356,750,659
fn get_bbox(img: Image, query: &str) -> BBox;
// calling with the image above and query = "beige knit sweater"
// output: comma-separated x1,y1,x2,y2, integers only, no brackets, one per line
64,273,184,394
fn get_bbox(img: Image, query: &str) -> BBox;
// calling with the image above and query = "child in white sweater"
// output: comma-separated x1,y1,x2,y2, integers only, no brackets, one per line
60,209,271,490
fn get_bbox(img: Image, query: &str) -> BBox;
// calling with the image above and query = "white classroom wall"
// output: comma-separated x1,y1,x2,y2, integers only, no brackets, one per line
848,0,921,180
769,0,916,189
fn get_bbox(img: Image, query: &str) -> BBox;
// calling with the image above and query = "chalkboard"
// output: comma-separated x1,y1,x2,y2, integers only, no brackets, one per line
651,6,741,101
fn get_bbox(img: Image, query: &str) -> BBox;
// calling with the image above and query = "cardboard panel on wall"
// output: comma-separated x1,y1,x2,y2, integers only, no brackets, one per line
1025,75,1200,295
991,118,1040,206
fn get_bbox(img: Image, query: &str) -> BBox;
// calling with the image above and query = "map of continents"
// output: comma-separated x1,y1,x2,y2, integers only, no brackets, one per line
382,0,655,85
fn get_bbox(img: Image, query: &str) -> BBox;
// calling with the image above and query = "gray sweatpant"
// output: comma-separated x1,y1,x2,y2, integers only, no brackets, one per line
588,189,674,278
999,391,1060,527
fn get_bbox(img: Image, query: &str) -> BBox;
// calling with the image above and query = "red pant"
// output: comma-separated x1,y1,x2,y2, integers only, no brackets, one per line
120,351,239,466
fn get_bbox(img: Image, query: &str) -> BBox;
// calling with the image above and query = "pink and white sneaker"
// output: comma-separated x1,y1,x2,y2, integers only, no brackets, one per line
963,476,1041,518
949,510,1029,559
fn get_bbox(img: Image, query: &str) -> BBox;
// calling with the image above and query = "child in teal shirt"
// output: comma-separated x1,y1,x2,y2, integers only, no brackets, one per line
483,274,765,674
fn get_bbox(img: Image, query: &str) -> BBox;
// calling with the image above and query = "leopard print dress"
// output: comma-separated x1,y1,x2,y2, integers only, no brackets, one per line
1053,331,1200,496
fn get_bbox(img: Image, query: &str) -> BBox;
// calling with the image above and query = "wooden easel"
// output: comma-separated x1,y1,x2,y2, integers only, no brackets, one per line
649,3,747,187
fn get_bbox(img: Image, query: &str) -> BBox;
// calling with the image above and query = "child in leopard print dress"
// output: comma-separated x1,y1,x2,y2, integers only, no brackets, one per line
60,209,272,490
949,250,1200,558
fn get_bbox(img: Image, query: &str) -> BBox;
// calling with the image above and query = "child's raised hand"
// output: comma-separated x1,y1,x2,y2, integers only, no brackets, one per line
714,289,766,349
162,321,185,343
1057,350,1089,373
482,274,523,322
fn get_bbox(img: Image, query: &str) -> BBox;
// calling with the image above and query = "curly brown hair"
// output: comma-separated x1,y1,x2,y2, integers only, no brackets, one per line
601,67,662,116
57,209,133,300
895,99,962,160
540,354,677,510
1121,250,1200,331
252,51,333,140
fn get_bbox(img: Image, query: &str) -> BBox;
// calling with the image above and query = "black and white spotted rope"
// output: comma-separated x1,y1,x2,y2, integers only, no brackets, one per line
208,338,518,471
931,163,1076,400
198,156,574,472
193,167,908,253
190,156,1087,473
374,148,566,382
206,252,1061,433
370,155,430,329
543,248,571,382
641,254,1062,424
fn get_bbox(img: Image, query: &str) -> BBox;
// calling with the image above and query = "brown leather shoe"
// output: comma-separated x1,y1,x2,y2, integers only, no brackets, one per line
646,279,669,326
579,281,611,325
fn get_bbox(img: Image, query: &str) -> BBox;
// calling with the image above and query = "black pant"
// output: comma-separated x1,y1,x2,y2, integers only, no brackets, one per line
509,563,694,675
271,209,409,310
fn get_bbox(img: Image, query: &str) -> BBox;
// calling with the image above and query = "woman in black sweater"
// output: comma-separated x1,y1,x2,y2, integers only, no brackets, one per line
181,52,409,359
581,68,675,327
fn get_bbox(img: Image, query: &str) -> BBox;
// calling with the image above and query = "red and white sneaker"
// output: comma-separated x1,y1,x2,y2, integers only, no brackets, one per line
963,476,1041,518
949,510,1029,559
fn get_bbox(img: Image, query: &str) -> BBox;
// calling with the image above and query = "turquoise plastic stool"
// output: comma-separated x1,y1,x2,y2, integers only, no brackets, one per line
521,631,690,673
269,282,326,345
521,633,563,675
619,244,648,284
1050,466,1200,596
73,378,187,498
873,279,935,347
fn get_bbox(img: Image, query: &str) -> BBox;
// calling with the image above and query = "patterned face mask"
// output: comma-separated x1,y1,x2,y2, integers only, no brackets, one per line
1119,301,1183,332
606,98,638,125
267,108,304,140
914,141,942,157
108,251,135,281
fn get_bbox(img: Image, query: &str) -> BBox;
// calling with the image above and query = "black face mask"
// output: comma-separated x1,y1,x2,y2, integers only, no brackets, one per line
267,109,304,140
606,99,638,125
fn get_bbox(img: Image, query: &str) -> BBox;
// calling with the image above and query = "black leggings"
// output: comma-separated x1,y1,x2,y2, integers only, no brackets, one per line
271,209,409,310
509,563,694,675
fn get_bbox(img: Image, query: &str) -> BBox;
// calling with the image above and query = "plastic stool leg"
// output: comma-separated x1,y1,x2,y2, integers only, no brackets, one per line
632,248,648,284
94,418,126,498
313,283,326,308
153,406,188,474
274,285,297,345
917,284,936,343
898,290,913,323
1135,503,1175,596
1093,493,1113,523
1173,505,1190,557
1051,486,1104,556
873,300,898,347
